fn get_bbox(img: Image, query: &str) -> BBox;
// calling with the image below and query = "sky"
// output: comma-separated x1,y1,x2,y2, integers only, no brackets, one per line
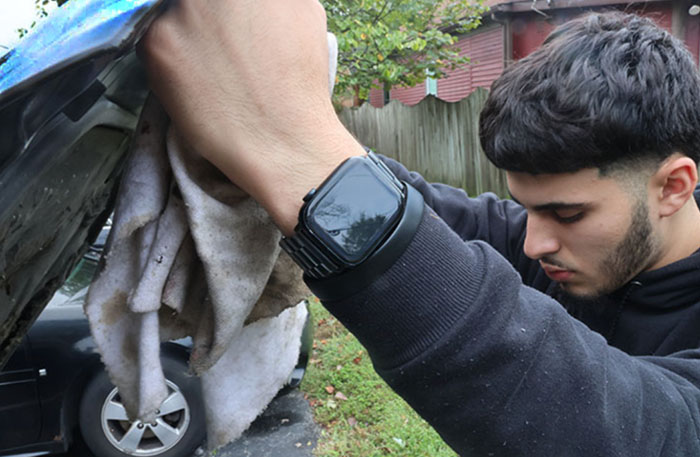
0,0,57,51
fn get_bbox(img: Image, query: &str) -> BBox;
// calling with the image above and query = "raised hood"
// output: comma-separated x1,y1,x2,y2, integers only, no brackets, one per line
0,0,165,367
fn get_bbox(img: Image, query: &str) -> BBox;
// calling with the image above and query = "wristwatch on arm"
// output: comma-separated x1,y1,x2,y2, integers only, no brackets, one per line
280,151,424,301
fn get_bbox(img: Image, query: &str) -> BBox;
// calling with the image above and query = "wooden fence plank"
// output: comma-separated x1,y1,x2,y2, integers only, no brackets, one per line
339,88,508,197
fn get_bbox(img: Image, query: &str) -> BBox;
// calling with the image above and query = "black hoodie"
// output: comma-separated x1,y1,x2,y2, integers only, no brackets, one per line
309,156,700,456
553,250,700,356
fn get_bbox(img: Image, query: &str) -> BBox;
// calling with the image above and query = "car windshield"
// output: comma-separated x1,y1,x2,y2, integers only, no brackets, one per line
46,257,99,308
47,218,110,309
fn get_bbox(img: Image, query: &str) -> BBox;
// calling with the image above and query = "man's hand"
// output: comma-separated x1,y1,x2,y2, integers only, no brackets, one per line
139,0,364,234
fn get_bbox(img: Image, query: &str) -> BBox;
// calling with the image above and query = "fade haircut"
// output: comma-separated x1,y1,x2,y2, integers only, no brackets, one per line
479,12,700,175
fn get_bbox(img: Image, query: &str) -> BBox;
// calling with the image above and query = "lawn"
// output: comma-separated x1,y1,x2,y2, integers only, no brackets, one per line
301,298,458,457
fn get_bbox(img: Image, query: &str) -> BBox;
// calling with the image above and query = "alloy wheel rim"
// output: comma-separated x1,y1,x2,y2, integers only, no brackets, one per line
100,379,191,456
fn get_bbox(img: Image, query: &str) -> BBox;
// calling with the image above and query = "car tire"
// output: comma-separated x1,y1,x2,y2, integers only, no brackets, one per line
79,357,206,457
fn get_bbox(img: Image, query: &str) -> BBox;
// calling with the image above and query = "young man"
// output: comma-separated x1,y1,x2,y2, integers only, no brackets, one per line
141,2,700,455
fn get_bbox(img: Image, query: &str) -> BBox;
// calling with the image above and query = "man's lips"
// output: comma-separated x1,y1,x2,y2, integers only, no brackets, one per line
541,264,574,281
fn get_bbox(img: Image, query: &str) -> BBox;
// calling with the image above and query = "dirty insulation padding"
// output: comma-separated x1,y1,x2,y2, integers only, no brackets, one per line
84,33,338,450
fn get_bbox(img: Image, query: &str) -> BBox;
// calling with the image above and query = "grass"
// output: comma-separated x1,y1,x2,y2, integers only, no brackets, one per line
301,298,458,457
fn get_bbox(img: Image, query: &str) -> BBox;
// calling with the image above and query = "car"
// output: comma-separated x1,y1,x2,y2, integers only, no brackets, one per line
0,3,315,454
0,225,313,457
0,0,167,369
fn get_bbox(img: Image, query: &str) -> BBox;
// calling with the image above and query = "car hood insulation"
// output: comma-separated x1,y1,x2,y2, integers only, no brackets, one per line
83,93,311,450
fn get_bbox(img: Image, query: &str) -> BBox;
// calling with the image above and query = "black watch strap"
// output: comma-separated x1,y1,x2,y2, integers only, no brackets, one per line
281,228,344,279
281,152,422,284
306,184,424,302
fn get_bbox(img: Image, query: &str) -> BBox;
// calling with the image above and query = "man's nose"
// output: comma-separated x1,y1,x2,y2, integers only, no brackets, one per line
523,215,560,260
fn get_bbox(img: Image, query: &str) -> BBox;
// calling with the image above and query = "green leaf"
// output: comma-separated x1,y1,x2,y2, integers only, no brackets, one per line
322,0,486,103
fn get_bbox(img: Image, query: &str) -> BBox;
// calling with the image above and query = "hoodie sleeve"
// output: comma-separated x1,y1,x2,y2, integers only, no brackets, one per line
309,206,700,457
378,154,546,288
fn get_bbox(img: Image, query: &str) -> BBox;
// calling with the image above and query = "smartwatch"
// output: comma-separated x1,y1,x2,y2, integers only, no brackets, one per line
281,152,424,296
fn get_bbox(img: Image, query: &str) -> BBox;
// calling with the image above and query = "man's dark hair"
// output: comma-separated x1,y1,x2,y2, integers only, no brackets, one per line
479,12,700,174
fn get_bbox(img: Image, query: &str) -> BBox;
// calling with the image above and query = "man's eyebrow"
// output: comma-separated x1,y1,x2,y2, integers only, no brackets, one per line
531,202,588,212
508,194,589,211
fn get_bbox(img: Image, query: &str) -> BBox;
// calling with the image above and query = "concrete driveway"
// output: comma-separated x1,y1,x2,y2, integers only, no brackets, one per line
213,389,319,457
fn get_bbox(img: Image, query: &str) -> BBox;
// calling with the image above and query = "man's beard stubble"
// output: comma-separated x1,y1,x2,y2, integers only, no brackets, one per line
565,197,660,300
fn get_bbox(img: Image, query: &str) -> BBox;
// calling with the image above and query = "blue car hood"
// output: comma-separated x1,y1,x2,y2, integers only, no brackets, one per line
0,0,163,102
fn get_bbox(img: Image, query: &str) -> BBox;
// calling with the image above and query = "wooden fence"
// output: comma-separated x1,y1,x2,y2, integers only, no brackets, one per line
339,88,508,197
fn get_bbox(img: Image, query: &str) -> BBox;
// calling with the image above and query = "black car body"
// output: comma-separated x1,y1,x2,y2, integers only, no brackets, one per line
0,251,194,456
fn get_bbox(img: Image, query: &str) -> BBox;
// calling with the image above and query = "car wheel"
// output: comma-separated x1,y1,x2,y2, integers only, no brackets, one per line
79,357,205,457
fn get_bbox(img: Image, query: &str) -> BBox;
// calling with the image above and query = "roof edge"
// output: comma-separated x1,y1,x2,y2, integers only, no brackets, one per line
489,0,668,13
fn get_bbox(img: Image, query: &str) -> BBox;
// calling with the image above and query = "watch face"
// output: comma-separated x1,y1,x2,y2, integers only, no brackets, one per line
306,158,403,264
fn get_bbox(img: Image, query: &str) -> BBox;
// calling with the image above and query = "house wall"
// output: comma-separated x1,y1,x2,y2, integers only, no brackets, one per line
377,25,505,107
511,3,675,60
632,2,672,32
511,13,555,60
439,25,505,102
686,15,700,65
389,83,426,106
367,1,695,108
368,84,385,108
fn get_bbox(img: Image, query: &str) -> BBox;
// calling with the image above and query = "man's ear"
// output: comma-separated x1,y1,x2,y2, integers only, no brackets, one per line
652,155,699,218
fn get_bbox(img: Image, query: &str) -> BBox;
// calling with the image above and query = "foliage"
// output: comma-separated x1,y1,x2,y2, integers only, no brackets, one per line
16,0,488,104
302,298,458,456
322,0,488,103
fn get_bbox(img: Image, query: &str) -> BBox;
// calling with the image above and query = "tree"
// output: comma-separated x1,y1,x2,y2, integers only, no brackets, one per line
322,0,488,104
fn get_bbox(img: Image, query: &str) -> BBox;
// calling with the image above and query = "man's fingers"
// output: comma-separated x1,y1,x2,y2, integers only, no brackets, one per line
134,0,357,229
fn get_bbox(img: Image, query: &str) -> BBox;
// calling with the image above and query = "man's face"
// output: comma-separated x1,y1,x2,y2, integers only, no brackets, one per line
507,169,661,298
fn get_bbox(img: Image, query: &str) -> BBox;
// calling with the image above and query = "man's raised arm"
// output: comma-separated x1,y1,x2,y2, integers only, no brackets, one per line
139,2,700,455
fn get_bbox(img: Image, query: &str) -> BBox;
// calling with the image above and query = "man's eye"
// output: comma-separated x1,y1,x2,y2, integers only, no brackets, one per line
553,211,584,223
